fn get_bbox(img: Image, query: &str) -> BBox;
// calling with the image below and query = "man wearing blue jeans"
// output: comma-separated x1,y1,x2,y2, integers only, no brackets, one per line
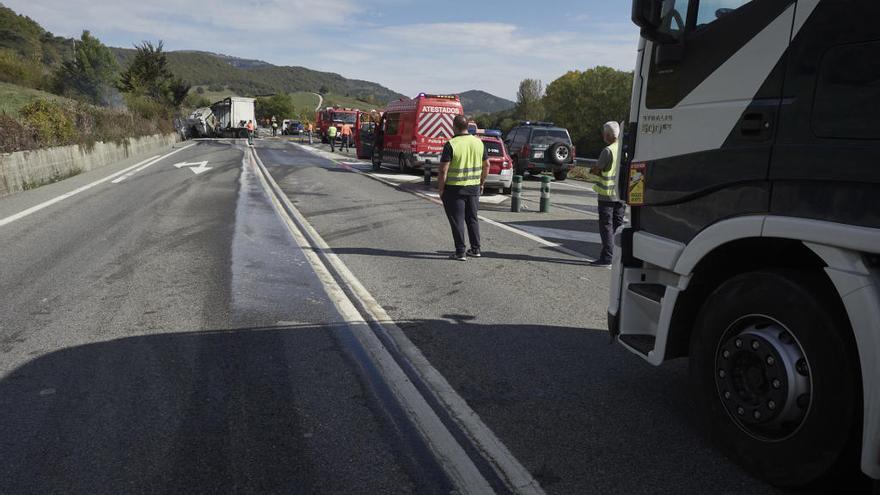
589,121,625,267
437,115,490,261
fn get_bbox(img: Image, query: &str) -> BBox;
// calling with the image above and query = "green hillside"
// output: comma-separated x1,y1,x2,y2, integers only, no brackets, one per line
0,81,75,115
115,48,406,105
0,3,70,67
460,90,515,115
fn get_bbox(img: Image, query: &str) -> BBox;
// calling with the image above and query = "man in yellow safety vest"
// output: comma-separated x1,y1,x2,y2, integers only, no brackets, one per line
437,115,490,261
588,121,624,267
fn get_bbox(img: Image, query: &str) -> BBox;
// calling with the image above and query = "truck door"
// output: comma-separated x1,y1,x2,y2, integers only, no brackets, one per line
769,0,880,228
632,0,795,243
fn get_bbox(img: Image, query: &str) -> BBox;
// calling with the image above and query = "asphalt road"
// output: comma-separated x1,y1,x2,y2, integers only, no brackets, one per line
0,136,837,494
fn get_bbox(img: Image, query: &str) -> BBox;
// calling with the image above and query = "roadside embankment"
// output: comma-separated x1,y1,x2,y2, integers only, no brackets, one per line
0,133,179,197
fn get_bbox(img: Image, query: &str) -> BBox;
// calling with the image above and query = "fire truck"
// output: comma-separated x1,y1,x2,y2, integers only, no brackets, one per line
315,106,358,143
611,0,880,488
370,93,464,172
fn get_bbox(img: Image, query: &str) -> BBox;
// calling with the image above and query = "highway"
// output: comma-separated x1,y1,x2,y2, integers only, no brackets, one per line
0,137,793,494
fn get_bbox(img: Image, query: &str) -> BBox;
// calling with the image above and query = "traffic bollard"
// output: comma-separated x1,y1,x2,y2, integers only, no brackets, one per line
511,175,523,212
424,166,431,186
540,175,551,213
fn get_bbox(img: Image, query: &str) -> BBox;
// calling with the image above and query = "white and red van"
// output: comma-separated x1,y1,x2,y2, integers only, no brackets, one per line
372,93,464,172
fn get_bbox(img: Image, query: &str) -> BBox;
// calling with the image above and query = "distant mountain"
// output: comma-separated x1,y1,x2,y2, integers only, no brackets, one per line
111,47,406,105
459,90,516,115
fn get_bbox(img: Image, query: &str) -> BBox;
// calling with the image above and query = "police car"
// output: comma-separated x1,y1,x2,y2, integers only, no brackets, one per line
475,130,513,194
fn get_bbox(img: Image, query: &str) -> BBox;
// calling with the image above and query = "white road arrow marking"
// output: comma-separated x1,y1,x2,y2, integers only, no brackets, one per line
173,161,212,175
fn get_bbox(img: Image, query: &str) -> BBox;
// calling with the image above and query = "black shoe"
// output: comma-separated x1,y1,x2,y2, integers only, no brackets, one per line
466,248,481,258
589,259,612,267
449,253,467,261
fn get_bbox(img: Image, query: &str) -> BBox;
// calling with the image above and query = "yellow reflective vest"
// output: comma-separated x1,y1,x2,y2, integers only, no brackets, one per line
592,141,620,202
445,135,485,187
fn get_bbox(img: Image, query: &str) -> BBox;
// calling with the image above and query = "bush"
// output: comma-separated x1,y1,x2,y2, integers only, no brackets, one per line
0,97,175,153
19,99,75,146
0,113,36,152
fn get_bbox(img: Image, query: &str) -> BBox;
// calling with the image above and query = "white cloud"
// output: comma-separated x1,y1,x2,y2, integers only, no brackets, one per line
5,2,639,101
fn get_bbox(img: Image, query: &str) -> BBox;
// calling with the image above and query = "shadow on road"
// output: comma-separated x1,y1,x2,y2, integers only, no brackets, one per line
327,247,590,266
0,319,845,494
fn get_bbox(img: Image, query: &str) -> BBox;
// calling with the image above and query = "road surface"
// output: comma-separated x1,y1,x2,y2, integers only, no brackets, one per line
0,137,825,494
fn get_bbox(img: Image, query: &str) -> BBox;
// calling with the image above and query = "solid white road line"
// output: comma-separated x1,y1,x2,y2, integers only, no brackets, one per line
292,143,595,260
512,225,603,244
250,147,545,495
0,144,195,228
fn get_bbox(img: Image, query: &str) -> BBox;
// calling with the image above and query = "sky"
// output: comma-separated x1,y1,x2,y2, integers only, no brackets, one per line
5,0,640,100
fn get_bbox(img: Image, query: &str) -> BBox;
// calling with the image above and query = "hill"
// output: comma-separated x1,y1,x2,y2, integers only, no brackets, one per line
0,3,70,67
459,90,515,115
111,48,406,105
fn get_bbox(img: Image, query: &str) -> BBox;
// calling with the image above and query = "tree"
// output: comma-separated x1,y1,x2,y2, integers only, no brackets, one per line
543,66,632,157
255,94,296,121
318,84,329,95
117,41,190,108
515,79,545,121
53,31,118,105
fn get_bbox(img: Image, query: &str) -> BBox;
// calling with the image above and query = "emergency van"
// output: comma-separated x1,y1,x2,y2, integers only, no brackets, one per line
372,94,464,172
316,107,358,143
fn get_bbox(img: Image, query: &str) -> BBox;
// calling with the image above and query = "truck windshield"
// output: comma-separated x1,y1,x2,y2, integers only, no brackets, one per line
332,113,357,125
530,129,571,146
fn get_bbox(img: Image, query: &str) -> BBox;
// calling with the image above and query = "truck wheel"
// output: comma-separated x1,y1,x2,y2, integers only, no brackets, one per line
502,186,512,195
690,270,860,487
238,130,248,138
553,169,568,181
398,156,411,173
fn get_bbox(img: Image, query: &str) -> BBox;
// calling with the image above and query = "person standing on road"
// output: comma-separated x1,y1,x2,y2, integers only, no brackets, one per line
340,122,352,153
271,116,278,137
328,123,338,152
308,122,314,144
588,121,625,267
437,115,490,261
246,120,255,147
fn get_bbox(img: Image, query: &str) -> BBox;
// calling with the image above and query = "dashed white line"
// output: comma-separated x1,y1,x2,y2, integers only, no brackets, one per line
0,144,195,228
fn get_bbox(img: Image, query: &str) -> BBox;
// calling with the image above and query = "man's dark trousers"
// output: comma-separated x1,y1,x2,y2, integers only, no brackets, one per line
442,187,480,255
597,200,625,262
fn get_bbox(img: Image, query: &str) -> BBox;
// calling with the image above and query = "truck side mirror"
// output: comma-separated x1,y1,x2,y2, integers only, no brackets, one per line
632,0,680,44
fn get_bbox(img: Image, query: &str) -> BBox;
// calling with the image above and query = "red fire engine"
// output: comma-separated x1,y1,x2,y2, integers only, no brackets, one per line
315,106,359,143
371,93,464,172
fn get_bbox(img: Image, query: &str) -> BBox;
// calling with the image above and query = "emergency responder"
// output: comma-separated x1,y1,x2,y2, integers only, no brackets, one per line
328,123,338,152
588,121,625,267
340,122,352,153
271,116,278,137
308,122,314,144
437,115,490,261
246,120,255,146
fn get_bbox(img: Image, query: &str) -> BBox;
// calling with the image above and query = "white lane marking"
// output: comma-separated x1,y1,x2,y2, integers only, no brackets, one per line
110,155,161,183
511,225,602,244
173,161,212,175
0,144,195,228
251,148,545,495
370,172,423,183
292,142,594,260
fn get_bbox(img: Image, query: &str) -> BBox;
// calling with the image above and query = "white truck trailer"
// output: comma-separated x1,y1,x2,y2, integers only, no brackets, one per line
611,0,879,488
210,97,255,138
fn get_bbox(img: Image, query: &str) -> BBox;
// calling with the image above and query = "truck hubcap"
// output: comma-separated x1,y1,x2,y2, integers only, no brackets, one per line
715,317,812,441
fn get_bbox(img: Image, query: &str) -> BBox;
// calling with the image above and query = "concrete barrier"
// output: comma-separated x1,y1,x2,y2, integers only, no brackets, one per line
0,133,180,197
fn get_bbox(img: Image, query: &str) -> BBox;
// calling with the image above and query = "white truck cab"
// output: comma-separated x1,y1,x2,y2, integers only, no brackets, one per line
611,0,880,487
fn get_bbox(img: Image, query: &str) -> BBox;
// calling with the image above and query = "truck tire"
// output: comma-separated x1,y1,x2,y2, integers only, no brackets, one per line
553,169,568,181
238,129,248,138
546,142,572,166
398,155,411,173
689,270,861,487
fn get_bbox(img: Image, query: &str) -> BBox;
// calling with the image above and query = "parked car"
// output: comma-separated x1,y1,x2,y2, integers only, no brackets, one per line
504,122,575,180
282,120,304,135
476,130,513,194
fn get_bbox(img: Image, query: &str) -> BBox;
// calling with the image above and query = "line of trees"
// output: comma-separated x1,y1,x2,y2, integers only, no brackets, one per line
473,66,633,157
